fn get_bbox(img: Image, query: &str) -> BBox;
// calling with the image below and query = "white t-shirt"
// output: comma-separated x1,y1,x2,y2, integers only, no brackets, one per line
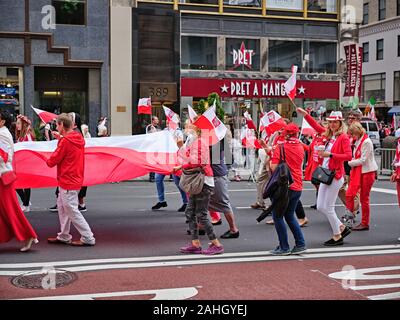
322,136,336,169
395,128,400,138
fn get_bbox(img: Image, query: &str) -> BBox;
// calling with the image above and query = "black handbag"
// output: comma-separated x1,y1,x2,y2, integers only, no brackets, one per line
311,166,335,185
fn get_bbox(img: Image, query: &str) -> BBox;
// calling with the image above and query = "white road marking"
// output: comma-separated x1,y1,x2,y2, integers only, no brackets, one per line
236,203,399,209
371,187,398,195
18,287,199,301
329,265,400,300
1,246,399,276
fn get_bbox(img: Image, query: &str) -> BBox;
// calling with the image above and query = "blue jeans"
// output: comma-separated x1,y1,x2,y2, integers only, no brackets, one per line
155,173,188,204
272,190,306,251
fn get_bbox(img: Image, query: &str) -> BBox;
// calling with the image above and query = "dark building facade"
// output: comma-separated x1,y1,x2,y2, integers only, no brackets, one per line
0,0,109,136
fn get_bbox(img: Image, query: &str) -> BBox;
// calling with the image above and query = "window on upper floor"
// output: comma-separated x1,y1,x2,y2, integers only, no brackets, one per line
379,0,386,21
226,38,261,71
268,40,302,72
362,3,369,25
377,39,384,60
398,0,400,16
309,41,337,74
307,0,337,13
363,42,369,63
52,0,86,25
181,36,217,70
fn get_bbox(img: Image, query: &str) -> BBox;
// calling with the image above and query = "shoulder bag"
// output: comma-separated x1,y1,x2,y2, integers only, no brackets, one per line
179,167,205,195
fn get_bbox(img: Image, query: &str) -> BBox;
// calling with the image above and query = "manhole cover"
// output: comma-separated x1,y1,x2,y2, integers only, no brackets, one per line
11,269,78,289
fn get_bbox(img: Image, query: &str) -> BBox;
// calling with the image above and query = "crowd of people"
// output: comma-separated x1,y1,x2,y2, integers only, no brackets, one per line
0,105,399,256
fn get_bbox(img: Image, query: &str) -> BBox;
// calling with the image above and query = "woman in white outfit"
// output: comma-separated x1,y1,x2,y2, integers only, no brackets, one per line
297,108,353,246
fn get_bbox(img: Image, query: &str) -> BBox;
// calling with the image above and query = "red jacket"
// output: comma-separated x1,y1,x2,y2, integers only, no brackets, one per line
305,114,352,180
178,137,213,177
46,131,85,190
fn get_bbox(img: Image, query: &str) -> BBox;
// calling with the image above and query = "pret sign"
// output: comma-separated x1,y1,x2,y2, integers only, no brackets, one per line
231,42,255,70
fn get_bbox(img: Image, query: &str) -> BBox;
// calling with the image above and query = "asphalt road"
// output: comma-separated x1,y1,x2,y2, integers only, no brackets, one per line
1,179,399,263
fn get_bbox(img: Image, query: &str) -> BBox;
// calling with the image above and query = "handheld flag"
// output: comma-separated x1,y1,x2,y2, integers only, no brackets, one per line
193,106,227,145
300,117,316,136
138,97,152,115
188,105,198,123
243,111,257,131
260,110,286,135
31,105,57,124
163,106,180,130
283,65,298,101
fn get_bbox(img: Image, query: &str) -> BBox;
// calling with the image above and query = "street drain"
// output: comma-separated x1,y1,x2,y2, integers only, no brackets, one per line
11,269,78,289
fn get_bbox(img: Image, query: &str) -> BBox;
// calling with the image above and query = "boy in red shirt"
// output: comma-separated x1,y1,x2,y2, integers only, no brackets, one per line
46,114,95,246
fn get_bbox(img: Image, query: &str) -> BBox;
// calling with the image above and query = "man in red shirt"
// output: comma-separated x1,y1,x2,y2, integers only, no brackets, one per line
46,114,95,246
269,123,306,255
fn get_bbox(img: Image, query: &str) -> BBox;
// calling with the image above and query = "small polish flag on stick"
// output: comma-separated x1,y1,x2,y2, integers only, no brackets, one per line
284,65,298,101
300,117,316,136
188,105,198,123
260,110,286,135
163,105,180,130
138,97,152,115
193,105,227,145
31,105,57,124
243,111,257,131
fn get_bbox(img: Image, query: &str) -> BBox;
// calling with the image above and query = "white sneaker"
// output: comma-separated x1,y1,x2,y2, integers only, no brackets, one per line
20,205,26,211
23,206,31,213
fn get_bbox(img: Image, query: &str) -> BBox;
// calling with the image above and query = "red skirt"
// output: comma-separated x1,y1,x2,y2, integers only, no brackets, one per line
0,180,37,243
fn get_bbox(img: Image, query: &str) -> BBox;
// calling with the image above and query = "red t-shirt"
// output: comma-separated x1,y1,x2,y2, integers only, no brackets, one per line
271,141,304,191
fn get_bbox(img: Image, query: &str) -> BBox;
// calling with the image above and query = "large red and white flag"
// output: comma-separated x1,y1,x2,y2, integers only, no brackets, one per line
283,65,298,101
188,105,198,123
31,105,57,124
260,110,286,135
13,131,179,189
243,111,257,131
300,117,316,136
138,98,152,115
241,128,261,149
163,106,180,130
193,106,227,145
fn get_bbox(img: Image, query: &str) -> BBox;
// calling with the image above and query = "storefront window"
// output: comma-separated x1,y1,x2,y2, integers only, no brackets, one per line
181,36,217,70
394,71,400,105
309,42,337,74
308,0,337,13
0,67,21,117
266,0,303,10
268,40,302,72
226,38,260,71
223,0,261,7
52,0,86,25
362,73,386,103
180,0,218,4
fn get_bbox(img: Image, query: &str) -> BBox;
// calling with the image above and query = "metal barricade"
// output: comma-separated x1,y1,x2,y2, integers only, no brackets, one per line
376,148,396,177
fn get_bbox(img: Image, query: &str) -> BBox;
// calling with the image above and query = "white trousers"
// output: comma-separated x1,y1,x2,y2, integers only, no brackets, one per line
317,177,344,235
57,188,95,245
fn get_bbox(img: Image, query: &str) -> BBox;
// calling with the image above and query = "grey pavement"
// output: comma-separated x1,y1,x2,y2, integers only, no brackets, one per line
1,179,399,264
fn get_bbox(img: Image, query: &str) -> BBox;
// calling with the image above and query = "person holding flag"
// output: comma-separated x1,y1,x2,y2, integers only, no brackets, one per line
151,107,188,212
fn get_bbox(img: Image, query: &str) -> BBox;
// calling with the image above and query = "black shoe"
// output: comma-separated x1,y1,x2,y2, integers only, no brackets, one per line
49,205,58,212
212,220,222,226
323,238,344,246
341,226,352,239
149,178,155,183
310,204,317,210
178,204,187,212
78,205,87,213
220,230,240,239
152,202,167,210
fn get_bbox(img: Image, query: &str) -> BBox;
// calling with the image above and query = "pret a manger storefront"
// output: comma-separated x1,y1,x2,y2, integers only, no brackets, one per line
181,77,340,129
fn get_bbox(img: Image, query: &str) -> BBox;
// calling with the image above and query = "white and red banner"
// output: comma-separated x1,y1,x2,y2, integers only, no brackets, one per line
260,110,286,135
13,131,179,189
283,65,298,101
300,117,316,136
193,106,227,145
163,106,180,130
243,111,257,130
31,106,57,124
344,44,363,98
138,98,152,115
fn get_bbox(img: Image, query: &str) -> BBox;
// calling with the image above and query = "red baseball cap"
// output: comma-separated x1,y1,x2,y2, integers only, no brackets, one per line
283,123,300,134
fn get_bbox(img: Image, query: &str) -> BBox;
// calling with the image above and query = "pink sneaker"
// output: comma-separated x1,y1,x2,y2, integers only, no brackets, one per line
202,244,224,255
180,244,202,254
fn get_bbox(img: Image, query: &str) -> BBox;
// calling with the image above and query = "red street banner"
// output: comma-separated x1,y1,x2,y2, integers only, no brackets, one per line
344,44,363,97
181,78,339,99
